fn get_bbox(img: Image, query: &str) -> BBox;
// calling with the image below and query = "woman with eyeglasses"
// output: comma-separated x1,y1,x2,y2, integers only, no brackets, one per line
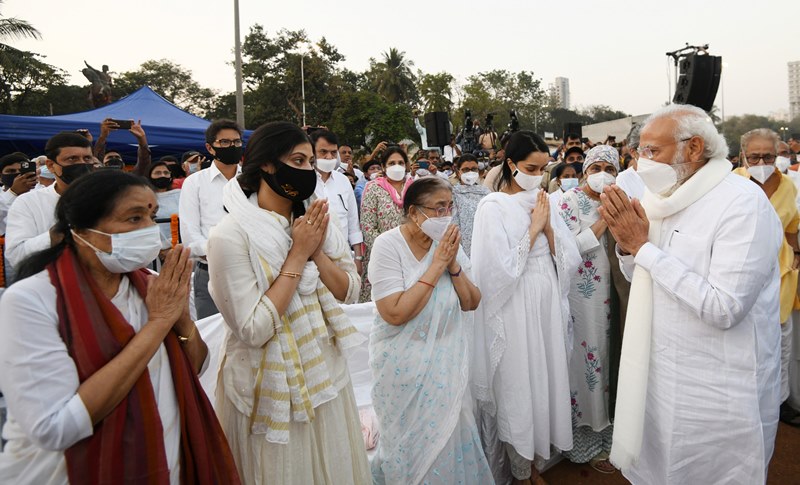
359,146,414,302
734,128,800,424
451,154,490,257
368,176,491,484
471,131,580,485
557,145,628,474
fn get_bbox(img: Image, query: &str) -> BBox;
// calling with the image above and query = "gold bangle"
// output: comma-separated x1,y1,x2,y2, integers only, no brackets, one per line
175,325,197,343
279,271,302,278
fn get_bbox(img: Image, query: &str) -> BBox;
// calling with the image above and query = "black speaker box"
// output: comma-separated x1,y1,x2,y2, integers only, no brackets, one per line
424,112,450,148
672,54,722,112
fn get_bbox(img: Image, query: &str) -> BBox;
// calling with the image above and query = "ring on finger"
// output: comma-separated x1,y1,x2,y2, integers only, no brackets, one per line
306,219,314,225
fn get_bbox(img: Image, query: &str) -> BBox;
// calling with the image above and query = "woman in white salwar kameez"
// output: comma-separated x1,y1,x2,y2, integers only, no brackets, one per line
368,177,492,485
207,122,370,484
557,145,621,474
471,131,581,485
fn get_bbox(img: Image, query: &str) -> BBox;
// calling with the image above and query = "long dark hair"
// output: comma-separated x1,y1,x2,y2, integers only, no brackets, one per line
495,130,549,191
380,146,409,167
238,121,313,197
15,170,152,281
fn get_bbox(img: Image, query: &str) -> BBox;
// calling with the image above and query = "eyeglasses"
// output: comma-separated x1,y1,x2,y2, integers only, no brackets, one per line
745,153,776,165
637,137,693,159
419,204,456,218
214,138,243,148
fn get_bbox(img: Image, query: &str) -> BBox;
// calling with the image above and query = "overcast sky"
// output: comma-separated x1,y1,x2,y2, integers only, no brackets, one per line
5,0,799,119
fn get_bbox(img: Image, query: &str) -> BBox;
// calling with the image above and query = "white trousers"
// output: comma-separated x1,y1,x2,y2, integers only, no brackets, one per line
781,316,793,402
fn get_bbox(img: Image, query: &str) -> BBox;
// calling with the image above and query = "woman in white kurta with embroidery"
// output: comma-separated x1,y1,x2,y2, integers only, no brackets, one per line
472,131,581,485
368,176,492,484
207,122,370,484
558,145,620,472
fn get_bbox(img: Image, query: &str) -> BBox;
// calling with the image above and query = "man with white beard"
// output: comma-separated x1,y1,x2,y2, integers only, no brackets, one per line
598,104,782,484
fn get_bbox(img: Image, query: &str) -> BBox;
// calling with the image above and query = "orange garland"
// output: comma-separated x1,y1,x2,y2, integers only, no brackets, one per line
170,214,179,248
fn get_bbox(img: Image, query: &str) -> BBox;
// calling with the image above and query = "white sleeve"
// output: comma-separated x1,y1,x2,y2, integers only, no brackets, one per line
634,199,782,330
0,189,16,234
368,232,405,301
345,187,363,245
5,194,53,267
0,277,93,451
207,220,278,348
178,175,206,257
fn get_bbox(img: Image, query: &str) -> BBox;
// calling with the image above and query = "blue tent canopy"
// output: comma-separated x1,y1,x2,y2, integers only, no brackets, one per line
0,86,249,160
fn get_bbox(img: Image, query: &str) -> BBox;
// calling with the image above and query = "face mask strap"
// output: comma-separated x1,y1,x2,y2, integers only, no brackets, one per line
71,229,109,255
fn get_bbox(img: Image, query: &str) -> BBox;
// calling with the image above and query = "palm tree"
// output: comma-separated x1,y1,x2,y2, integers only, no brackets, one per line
372,48,418,105
0,0,41,46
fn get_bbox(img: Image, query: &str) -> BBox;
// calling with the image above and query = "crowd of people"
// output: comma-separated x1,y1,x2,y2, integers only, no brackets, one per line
0,105,798,485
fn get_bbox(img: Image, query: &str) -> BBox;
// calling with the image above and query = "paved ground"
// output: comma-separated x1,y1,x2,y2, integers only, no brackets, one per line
541,423,800,484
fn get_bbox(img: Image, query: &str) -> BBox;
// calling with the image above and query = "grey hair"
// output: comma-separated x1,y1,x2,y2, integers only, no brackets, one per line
642,104,729,160
626,123,642,150
740,128,780,154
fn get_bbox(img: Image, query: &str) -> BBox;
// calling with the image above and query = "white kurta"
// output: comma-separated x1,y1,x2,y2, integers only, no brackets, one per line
0,271,181,484
617,174,782,485
559,188,612,433
471,190,579,463
615,168,645,200
4,183,58,267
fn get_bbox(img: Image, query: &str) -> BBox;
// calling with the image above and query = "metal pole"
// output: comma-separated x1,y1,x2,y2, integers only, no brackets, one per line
301,54,306,126
233,0,245,128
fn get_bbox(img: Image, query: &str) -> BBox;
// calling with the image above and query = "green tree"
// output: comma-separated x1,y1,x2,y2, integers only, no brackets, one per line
0,48,68,113
328,90,415,149
366,48,418,105
578,105,630,123
114,59,217,116
0,0,40,47
719,114,779,155
418,71,454,112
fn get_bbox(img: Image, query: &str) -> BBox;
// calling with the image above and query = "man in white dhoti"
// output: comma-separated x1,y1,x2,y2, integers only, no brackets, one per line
597,104,783,485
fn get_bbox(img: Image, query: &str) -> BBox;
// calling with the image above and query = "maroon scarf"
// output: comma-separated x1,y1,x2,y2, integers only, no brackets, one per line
48,248,240,484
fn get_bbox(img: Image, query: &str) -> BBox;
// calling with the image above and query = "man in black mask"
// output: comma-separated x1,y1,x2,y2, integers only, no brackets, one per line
179,119,244,318
0,152,38,236
5,132,94,269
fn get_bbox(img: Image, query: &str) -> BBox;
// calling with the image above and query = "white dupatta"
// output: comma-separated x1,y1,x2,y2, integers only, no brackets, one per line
610,157,732,469
221,179,365,444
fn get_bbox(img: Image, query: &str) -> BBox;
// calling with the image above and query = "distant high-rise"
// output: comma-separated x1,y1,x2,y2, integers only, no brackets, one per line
790,61,800,120
553,77,570,110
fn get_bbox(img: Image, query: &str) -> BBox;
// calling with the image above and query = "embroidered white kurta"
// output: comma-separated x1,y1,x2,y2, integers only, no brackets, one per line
617,174,782,485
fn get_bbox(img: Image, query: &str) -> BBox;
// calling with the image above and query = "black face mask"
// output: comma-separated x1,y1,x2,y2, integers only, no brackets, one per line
55,162,93,185
150,176,173,189
213,146,243,165
261,163,317,217
1,173,18,188
106,157,123,168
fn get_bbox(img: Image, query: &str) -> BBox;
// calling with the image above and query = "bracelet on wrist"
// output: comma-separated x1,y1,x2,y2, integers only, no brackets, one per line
448,266,462,277
174,325,197,343
418,279,435,289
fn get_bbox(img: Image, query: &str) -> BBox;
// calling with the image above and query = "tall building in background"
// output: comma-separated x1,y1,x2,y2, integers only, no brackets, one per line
553,77,570,110
790,61,800,120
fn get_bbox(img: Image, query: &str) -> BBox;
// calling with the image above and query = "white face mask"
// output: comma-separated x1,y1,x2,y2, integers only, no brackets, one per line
636,157,678,196
369,172,380,180
460,172,480,186
386,165,406,182
512,164,542,191
186,163,200,175
560,178,579,191
315,157,337,173
747,165,774,185
587,172,616,193
416,209,453,241
478,161,487,171
776,156,791,173
72,225,162,274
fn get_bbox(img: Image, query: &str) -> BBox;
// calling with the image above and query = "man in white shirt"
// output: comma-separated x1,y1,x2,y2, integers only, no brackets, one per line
310,130,365,274
179,119,243,318
0,153,38,235
599,104,782,485
5,132,94,269
337,143,364,183
443,134,461,163
614,123,645,200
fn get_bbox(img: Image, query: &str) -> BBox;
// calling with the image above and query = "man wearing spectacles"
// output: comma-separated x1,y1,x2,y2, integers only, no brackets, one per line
598,104,783,485
179,119,244,318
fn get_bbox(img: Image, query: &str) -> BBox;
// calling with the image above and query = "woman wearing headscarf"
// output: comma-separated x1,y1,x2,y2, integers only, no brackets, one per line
557,145,624,474
359,146,414,302
471,131,581,485
206,122,369,484
368,176,492,484
0,170,239,484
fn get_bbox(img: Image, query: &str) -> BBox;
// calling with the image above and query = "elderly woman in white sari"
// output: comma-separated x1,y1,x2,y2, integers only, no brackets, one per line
368,176,492,484
472,130,581,485
207,122,370,484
